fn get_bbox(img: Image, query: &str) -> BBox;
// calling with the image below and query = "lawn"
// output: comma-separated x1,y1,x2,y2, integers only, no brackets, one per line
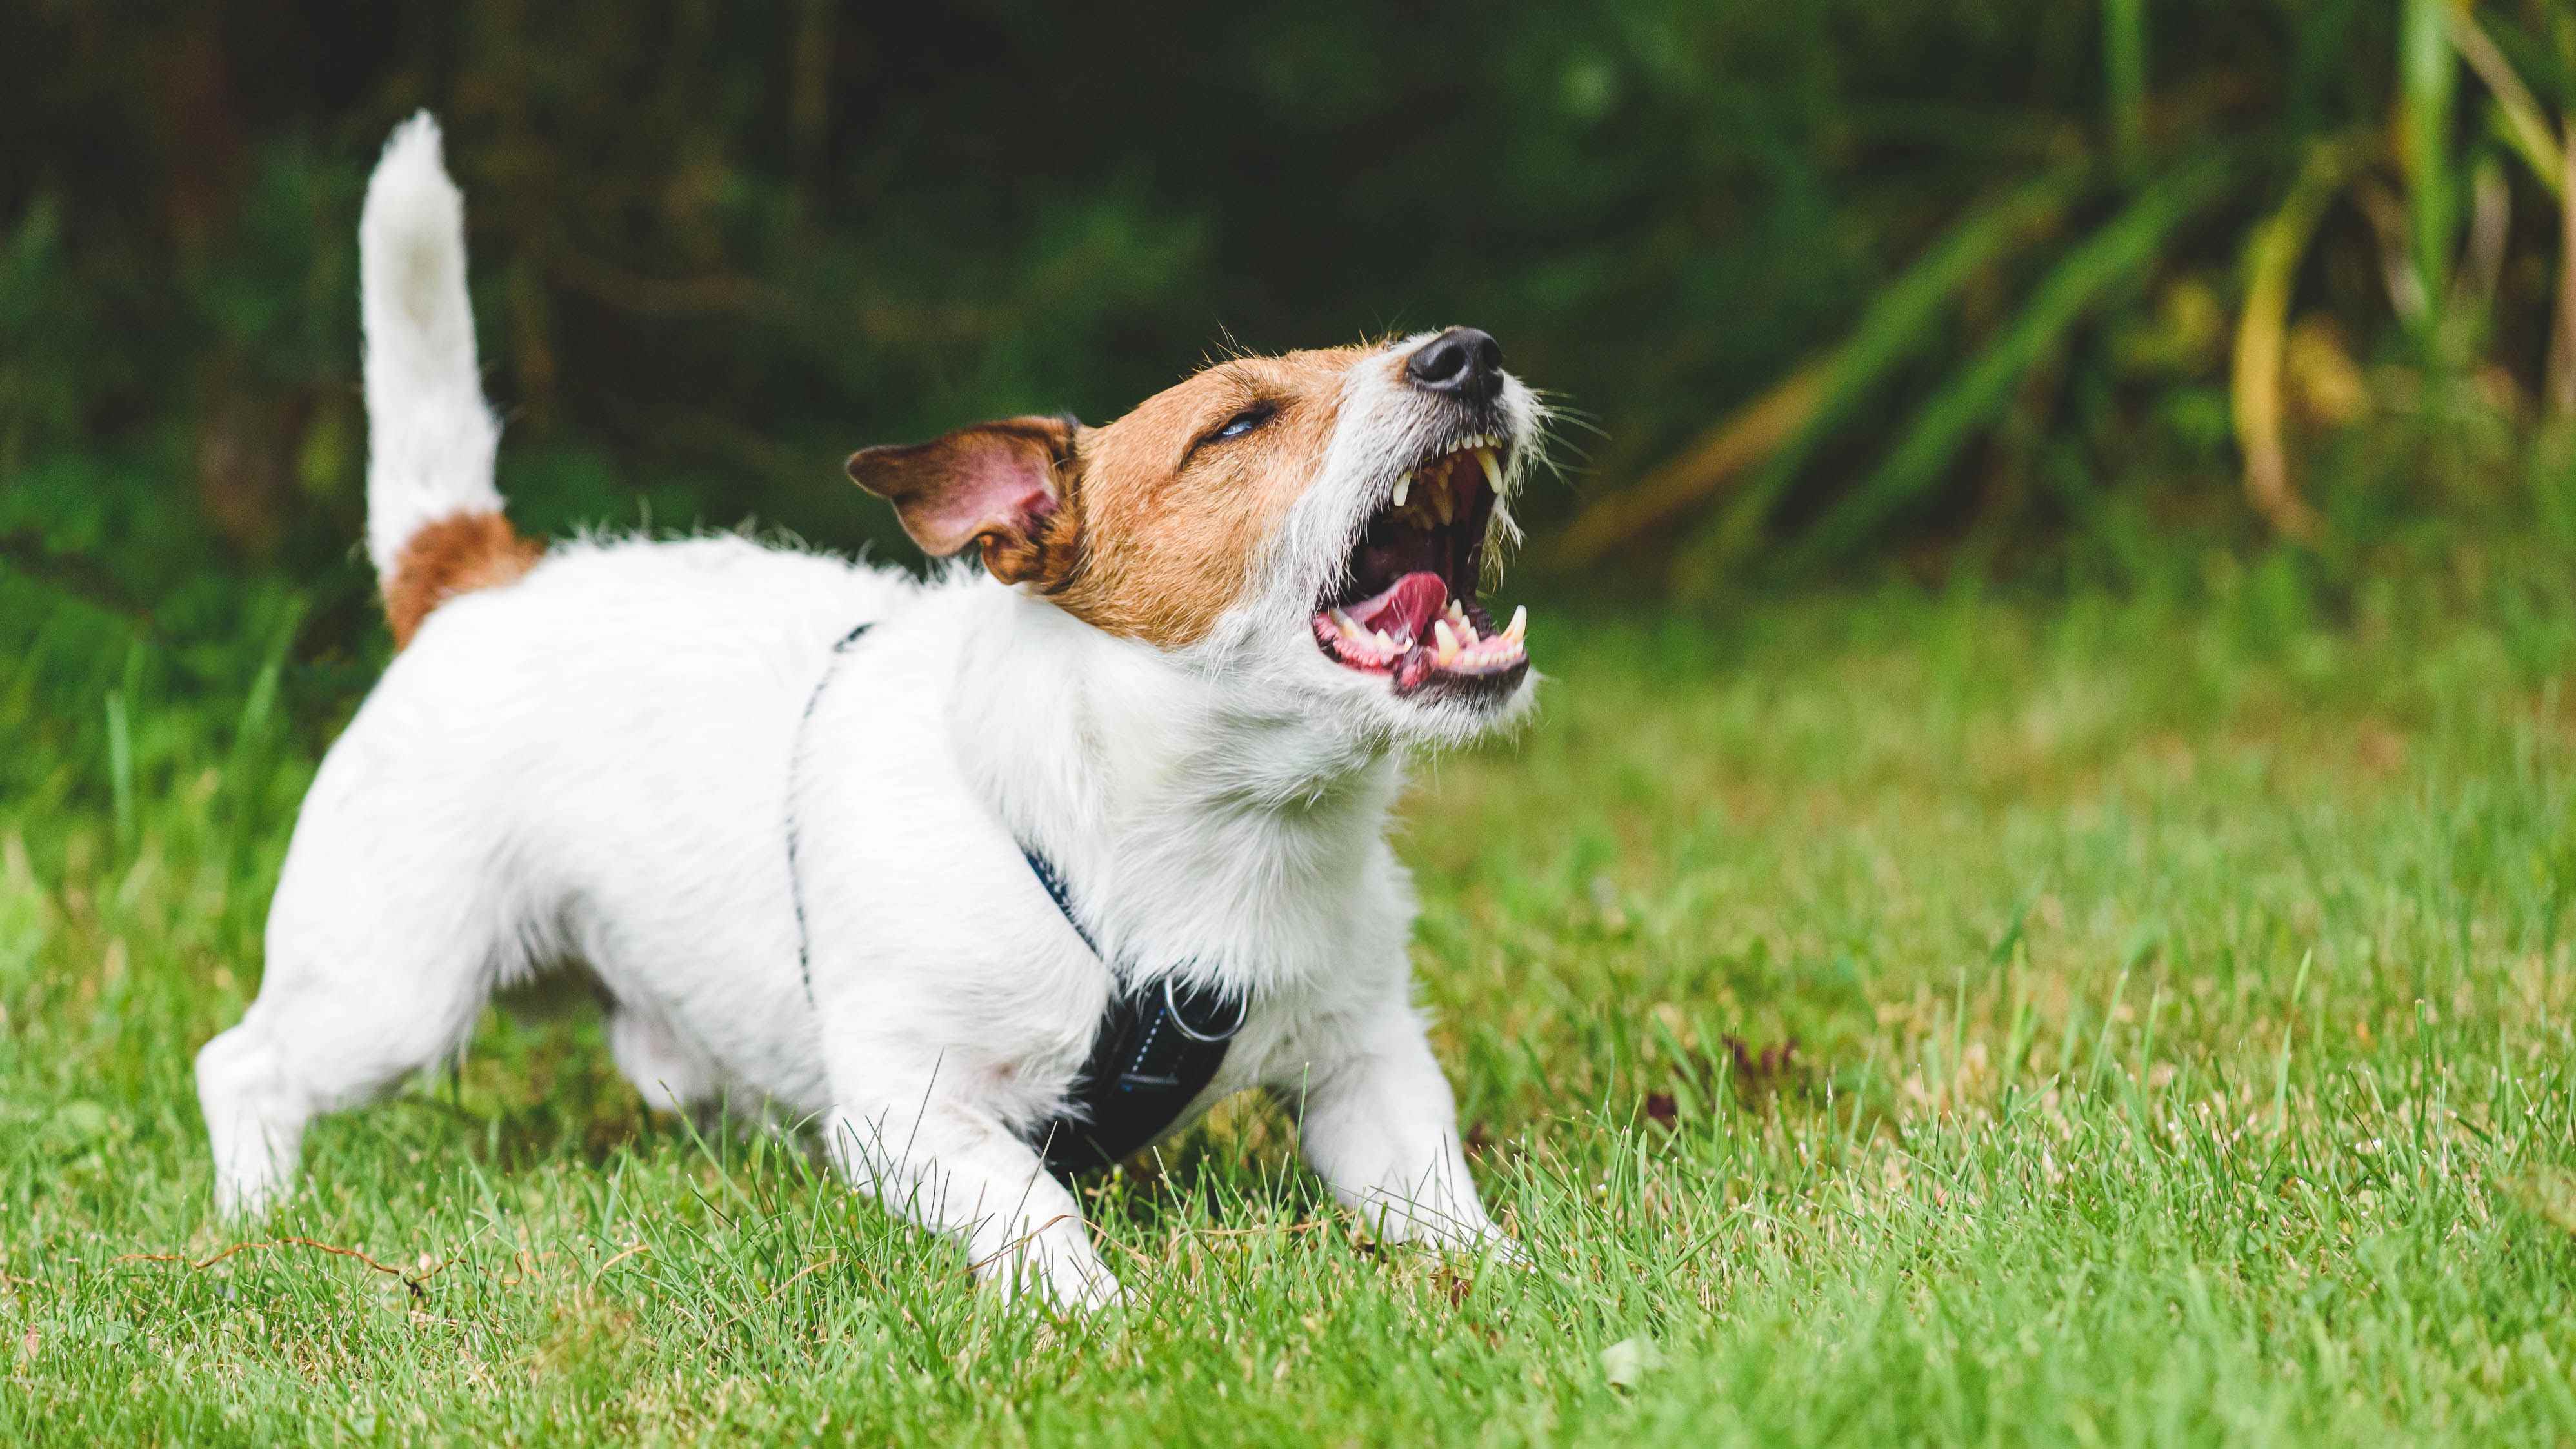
5,544,2576,1445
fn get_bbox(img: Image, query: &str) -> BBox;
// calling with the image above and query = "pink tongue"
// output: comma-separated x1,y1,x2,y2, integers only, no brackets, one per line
1344,572,1448,643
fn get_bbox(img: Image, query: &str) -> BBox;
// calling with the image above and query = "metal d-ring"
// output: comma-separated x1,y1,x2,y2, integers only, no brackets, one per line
1163,976,1250,1043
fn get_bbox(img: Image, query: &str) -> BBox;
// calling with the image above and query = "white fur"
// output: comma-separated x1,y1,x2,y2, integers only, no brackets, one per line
197,117,1541,1310
357,114,502,577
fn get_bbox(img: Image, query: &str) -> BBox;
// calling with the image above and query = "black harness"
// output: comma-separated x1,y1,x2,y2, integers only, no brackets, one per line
786,620,1250,1183
1020,847,1249,1178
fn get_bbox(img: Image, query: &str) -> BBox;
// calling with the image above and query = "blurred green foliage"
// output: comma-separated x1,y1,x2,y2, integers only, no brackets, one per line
7,1,2576,680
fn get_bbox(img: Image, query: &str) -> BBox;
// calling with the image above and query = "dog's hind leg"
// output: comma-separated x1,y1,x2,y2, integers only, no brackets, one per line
606,1006,723,1117
196,783,515,1218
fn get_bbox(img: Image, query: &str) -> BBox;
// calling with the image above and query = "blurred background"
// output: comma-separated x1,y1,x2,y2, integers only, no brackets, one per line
6,0,2576,748
17,8,2576,1428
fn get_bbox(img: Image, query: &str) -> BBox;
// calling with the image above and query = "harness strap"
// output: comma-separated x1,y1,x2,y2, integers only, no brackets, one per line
1023,847,1249,1179
786,621,875,1005
784,615,1246,1179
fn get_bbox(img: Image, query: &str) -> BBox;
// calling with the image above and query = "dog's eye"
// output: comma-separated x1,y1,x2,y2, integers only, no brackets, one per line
1206,406,1273,445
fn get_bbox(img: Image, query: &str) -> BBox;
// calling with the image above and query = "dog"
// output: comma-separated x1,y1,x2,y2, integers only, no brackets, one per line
195,114,1545,1310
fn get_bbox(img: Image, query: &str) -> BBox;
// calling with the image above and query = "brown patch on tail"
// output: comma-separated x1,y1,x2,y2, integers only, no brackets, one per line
383,510,543,648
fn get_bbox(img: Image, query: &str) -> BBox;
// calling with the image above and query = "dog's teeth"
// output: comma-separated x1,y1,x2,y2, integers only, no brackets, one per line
1433,619,1461,664
1432,477,1455,524
1475,446,1501,492
1377,628,1397,652
1392,472,1411,508
1503,605,1526,642
1330,608,1370,643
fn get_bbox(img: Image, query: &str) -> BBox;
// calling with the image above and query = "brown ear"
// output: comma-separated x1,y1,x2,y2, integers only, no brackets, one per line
845,415,1079,585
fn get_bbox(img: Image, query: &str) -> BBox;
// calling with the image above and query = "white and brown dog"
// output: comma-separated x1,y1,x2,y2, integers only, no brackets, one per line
196,114,1544,1310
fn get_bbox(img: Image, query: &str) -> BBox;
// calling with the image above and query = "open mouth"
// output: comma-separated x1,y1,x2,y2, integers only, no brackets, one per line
1311,434,1528,699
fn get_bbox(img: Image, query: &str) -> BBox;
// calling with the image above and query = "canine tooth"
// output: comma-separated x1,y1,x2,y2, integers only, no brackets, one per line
1475,446,1501,492
1433,619,1460,664
1433,477,1455,524
1376,629,1398,652
1503,604,1526,641
1331,608,1369,643
1392,472,1411,507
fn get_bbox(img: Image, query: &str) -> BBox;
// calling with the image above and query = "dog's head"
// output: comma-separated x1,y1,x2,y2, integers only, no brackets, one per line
848,328,1543,747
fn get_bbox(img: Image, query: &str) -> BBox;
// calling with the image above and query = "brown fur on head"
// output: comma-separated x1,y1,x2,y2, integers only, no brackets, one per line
847,347,1367,650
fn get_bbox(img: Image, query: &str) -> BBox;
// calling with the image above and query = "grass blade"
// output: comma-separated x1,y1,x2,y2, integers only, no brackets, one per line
104,688,134,855
221,594,309,866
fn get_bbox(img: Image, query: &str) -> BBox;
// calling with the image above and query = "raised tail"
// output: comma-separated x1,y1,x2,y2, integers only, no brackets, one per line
359,113,536,647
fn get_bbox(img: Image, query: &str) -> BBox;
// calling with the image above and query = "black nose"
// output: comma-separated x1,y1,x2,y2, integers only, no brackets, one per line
1406,326,1503,402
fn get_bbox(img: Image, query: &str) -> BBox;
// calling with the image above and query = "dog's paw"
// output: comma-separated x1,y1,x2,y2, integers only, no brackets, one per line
208,1141,297,1221
211,1172,288,1223
1010,1267,1126,1318
981,1241,1127,1316
1057,1270,1130,1316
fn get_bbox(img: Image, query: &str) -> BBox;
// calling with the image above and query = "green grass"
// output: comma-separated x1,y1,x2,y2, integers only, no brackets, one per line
7,543,2576,1445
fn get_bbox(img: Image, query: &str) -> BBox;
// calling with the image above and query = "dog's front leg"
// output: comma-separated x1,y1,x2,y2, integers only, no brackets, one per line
1290,997,1514,1257
822,1077,1117,1312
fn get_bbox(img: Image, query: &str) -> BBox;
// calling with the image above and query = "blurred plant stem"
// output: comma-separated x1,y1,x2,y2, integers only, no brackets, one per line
2556,113,2576,419
1600,0,2576,574
1556,163,2084,576
2548,8,2576,419
2446,5,2564,192
1771,154,2235,574
2103,0,2149,183
2232,139,2370,543
17,3,2576,616
2442,3,2575,419
1546,359,1828,572
2399,0,2459,348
